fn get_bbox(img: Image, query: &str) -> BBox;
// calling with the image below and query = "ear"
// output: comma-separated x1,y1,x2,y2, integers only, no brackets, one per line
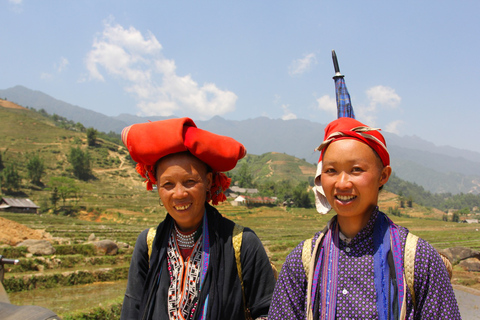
379,165,392,187
205,171,213,190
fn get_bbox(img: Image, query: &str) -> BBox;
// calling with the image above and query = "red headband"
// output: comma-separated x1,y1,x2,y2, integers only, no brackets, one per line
316,117,390,166
122,117,246,204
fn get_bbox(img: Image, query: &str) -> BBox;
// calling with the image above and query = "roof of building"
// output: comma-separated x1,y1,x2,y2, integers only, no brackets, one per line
0,197,40,209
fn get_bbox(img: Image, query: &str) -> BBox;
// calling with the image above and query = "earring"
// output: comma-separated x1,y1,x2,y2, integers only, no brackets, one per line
159,199,164,207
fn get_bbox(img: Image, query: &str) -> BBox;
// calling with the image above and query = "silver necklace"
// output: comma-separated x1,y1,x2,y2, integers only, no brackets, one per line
174,223,197,249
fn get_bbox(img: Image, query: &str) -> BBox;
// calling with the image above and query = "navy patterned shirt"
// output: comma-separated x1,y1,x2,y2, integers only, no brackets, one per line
268,210,461,319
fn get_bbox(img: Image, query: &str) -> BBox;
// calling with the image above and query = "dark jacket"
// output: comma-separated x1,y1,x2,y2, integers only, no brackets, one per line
121,203,275,319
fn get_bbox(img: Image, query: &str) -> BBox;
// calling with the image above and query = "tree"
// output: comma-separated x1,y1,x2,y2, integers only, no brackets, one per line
236,162,255,188
50,187,60,212
26,153,45,185
1,163,21,192
452,212,460,223
86,127,97,147
68,147,92,180
0,153,4,171
292,182,313,208
49,177,79,210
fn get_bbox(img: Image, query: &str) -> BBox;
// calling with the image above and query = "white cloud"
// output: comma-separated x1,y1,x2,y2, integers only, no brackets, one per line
366,85,401,110
356,85,401,126
40,73,53,80
385,120,404,134
288,53,317,76
316,95,337,117
85,21,237,119
55,57,69,73
281,104,297,120
8,0,23,13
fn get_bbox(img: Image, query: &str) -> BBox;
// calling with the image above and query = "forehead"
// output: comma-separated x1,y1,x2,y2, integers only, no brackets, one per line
155,152,208,176
323,139,381,164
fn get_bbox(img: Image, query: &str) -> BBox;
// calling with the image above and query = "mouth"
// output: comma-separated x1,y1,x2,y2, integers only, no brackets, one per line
335,195,356,202
174,204,191,211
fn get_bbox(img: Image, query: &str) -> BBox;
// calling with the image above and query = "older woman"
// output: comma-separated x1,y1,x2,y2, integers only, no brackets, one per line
120,118,276,320
268,117,460,319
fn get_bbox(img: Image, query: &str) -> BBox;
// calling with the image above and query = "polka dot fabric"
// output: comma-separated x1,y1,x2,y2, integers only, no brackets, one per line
268,210,461,319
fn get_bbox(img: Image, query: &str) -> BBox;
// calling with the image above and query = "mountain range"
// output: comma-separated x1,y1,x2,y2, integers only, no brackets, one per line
1,85,479,195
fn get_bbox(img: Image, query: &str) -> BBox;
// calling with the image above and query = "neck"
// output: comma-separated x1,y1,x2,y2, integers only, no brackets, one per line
337,206,375,238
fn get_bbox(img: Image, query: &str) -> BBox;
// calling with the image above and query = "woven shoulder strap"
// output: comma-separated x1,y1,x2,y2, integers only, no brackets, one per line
232,223,253,320
404,232,419,306
302,237,313,278
147,227,156,266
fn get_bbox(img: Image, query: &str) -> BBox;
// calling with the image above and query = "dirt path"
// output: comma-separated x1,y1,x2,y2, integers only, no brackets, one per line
453,285,480,319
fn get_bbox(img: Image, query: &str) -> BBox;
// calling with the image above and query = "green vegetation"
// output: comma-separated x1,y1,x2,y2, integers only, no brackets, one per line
86,128,97,147
386,173,480,213
68,147,92,181
1,102,480,316
1,163,21,192
26,153,46,185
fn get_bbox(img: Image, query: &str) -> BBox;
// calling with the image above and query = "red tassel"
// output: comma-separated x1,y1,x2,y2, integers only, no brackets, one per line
210,172,231,205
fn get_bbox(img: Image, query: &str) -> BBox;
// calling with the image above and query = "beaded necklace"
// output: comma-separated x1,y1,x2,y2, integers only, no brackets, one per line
174,223,202,249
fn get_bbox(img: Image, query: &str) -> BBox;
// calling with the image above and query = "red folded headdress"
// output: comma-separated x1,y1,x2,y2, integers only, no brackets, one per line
121,117,247,205
313,117,390,214
316,117,389,166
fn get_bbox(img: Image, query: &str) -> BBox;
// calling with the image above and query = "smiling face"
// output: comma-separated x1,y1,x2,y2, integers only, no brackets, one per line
321,139,391,228
155,152,212,233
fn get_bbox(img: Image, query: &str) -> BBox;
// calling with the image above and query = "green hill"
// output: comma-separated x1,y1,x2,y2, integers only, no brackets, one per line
0,103,160,216
231,152,316,185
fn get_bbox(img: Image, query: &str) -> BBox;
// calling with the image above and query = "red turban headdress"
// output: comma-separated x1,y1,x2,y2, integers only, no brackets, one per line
313,117,390,214
121,117,246,205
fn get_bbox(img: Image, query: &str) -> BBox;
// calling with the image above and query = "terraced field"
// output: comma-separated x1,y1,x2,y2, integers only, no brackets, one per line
1,200,479,318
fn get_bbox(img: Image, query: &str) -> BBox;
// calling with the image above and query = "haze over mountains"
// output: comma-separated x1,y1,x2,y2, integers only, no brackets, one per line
1,85,480,195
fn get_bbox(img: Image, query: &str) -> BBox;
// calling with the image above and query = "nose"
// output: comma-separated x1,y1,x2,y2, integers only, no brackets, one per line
172,183,187,198
336,172,352,189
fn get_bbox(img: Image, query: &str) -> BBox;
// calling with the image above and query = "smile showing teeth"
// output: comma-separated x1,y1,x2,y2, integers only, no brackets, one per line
174,204,191,210
336,195,356,201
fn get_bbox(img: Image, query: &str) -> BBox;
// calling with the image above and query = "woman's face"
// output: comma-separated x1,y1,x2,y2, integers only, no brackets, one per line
156,153,212,233
321,139,391,222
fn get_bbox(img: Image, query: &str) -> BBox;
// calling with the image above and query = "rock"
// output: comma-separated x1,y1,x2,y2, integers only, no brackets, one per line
92,240,118,255
116,242,130,249
439,247,480,264
459,258,480,272
36,264,45,272
16,240,55,256
88,233,96,241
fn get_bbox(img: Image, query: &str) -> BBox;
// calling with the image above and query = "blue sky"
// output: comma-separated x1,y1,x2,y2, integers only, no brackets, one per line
2,0,480,153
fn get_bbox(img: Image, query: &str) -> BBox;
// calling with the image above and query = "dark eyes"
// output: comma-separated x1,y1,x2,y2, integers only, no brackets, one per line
160,179,198,189
323,167,364,174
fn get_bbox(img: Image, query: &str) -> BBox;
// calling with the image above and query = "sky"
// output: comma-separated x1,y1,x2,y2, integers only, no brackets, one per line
1,0,480,153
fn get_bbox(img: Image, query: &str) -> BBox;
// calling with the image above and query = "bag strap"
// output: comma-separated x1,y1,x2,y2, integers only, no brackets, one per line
302,224,329,320
147,227,156,266
404,232,452,309
232,223,253,320
404,232,419,306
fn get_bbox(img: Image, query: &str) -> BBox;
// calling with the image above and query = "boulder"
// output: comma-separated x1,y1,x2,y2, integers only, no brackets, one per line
16,240,55,256
459,258,480,272
116,242,130,249
87,233,96,241
439,247,480,265
91,240,118,255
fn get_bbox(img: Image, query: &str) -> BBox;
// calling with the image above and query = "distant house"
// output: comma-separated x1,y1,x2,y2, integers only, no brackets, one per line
0,198,40,214
228,186,259,195
231,195,277,207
